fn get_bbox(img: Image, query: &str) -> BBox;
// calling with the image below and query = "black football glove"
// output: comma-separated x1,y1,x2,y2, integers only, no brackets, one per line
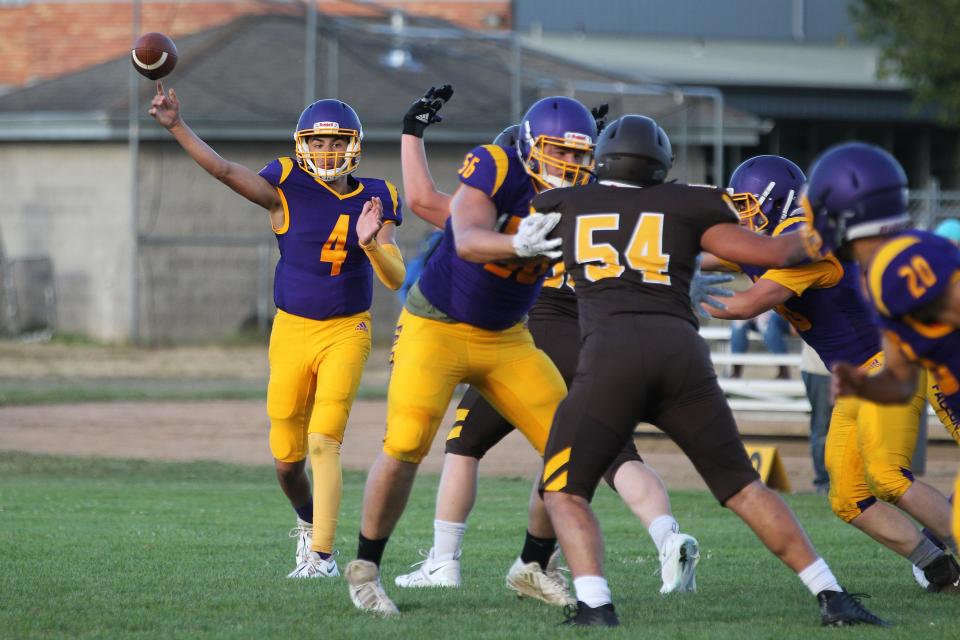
403,84,455,138
591,103,610,134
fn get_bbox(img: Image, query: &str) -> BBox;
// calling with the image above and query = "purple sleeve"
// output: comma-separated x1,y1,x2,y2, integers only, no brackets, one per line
257,159,282,187
383,181,403,226
457,145,502,197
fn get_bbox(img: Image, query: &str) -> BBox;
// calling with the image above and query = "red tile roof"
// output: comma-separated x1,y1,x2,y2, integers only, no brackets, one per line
0,1,509,88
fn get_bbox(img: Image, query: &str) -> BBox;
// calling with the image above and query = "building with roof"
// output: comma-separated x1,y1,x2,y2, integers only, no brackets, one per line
0,4,759,342
516,0,960,188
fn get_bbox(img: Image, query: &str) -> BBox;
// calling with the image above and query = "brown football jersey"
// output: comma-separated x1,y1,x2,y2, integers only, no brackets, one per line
533,180,738,330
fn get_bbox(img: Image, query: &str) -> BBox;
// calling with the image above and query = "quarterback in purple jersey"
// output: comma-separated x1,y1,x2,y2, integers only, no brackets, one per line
392,88,700,601
704,155,960,593
148,81,405,580
344,96,600,616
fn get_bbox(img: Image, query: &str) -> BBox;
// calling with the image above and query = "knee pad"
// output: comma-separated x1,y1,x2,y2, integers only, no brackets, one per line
269,420,307,463
309,398,350,443
829,491,877,523
383,407,437,464
864,461,914,504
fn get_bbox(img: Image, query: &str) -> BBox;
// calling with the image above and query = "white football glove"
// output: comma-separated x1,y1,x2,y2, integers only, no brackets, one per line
512,212,562,259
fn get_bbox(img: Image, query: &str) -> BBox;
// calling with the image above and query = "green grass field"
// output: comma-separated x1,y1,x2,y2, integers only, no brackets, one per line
1,452,956,639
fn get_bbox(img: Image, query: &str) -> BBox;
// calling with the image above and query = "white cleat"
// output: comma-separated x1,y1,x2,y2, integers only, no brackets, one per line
287,550,340,578
289,518,312,565
395,548,462,588
913,563,931,590
505,550,576,607
345,559,400,617
659,533,700,594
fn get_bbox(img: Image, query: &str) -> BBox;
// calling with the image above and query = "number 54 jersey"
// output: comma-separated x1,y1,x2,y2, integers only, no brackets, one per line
258,157,402,321
533,181,738,331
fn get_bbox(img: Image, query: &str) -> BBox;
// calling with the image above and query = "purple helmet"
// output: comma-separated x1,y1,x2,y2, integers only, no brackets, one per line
728,155,805,233
493,124,520,148
294,99,363,181
518,96,597,190
803,142,911,254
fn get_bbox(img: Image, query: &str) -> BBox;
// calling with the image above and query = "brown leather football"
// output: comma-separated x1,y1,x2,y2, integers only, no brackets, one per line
131,32,178,80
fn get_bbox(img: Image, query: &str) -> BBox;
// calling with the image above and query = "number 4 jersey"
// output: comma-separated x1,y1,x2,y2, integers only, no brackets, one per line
533,180,738,331
258,157,402,321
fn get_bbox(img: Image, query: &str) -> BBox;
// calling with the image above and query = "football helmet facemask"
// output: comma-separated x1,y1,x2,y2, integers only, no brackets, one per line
294,99,363,181
727,155,805,234
518,96,597,190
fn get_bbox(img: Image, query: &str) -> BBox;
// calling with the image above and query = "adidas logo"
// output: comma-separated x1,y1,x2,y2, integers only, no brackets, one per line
416,113,431,123
355,321,368,332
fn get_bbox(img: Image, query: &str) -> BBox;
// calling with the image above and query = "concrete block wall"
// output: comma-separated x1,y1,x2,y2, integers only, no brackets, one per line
0,142,133,341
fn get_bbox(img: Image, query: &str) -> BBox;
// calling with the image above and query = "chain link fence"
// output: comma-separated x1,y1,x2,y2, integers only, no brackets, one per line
908,181,960,230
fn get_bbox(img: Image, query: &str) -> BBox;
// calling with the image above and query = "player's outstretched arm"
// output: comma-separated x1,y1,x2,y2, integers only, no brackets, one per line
450,185,561,263
401,135,450,227
701,222,817,268
148,81,279,211
401,86,454,228
703,278,792,320
833,334,919,404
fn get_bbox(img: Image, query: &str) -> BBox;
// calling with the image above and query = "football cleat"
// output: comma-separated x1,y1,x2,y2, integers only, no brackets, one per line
345,559,400,617
289,518,312,566
560,601,620,627
394,548,462,588
659,532,700,594
920,554,960,592
912,563,931,590
287,550,339,579
505,550,576,607
817,589,890,627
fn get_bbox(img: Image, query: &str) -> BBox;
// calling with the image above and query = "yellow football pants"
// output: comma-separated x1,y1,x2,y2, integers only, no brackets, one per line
383,309,567,463
267,309,371,462
826,359,926,522
927,376,960,446
954,472,960,545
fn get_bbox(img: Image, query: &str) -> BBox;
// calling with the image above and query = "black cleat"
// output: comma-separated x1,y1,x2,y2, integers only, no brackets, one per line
561,601,620,627
922,554,960,592
817,589,890,627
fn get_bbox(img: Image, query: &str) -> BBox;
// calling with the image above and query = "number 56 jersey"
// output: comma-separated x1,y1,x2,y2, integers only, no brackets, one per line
258,157,402,321
533,181,738,331
417,143,548,330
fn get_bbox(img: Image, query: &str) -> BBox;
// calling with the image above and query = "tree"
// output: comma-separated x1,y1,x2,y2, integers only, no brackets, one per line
851,0,960,124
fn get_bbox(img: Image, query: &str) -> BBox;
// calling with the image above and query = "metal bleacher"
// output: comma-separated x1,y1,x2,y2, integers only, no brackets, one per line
696,324,950,446
699,325,808,414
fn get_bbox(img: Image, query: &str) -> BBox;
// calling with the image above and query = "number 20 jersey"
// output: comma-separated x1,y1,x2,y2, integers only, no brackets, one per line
533,181,738,331
417,144,548,330
258,157,402,321
866,230,960,417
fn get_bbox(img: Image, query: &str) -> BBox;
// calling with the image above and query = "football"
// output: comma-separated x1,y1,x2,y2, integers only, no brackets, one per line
131,32,178,80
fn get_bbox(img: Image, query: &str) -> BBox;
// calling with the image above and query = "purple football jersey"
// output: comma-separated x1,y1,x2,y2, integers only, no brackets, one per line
866,230,960,418
259,157,402,321
416,144,549,330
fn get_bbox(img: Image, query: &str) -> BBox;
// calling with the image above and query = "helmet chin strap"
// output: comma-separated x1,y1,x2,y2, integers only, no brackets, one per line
541,170,572,189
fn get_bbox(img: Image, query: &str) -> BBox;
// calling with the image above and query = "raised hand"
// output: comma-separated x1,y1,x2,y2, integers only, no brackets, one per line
591,103,610,134
148,80,181,130
358,196,385,246
403,84,454,138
